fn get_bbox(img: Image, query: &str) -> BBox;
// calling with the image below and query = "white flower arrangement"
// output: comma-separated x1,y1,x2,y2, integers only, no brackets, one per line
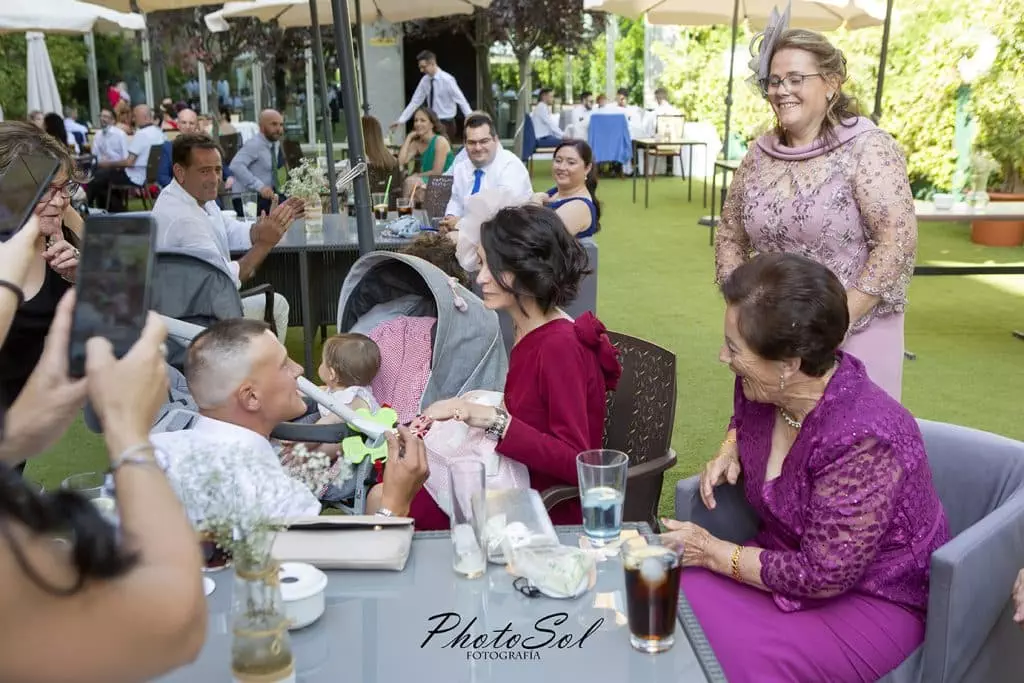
281,157,328,201
279,442,354,499
171,442,288,568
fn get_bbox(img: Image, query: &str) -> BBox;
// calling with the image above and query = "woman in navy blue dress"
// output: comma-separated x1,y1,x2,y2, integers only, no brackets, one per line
530,139,600,238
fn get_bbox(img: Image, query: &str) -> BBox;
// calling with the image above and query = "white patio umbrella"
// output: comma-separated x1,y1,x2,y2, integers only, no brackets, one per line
0,1,146,124
25,33,63,115
582,0,884,29
206,0,489,29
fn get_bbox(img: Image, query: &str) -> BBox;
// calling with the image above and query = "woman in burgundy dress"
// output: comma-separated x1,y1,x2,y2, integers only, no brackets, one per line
408,204,621,529
665,253,949,682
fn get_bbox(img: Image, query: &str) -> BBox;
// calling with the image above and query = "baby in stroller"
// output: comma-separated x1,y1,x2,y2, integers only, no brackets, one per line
315,333,381,423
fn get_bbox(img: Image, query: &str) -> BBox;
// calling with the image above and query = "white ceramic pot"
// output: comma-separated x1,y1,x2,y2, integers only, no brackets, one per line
278,562,327,630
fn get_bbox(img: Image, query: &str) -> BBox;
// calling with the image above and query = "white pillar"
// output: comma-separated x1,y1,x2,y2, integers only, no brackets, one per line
304,48,316,144
85,31,100,126
643,17,653,108
141,23,154,106
564,55,573,104
252,62,263,115
605,19,617,99
198,61,209,115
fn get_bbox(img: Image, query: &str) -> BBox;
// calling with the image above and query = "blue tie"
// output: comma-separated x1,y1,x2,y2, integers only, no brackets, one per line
471,169,484,195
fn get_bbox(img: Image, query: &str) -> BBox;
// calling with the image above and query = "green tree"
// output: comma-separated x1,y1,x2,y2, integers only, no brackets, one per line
0,34,88,120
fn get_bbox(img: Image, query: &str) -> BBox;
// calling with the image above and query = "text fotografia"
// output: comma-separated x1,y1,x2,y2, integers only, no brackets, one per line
422,612,603,661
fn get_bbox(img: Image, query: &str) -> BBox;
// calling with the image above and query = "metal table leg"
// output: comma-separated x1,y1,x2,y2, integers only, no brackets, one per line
298,251,315,378
644,152,650,209
631,143,638,204
687,146,694,202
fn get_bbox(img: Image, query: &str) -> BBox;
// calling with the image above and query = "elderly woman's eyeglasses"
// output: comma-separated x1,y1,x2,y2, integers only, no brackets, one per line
42,182,80,201
759,72,823,95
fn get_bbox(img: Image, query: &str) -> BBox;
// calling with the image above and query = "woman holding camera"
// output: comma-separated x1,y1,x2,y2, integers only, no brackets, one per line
0,216,207,682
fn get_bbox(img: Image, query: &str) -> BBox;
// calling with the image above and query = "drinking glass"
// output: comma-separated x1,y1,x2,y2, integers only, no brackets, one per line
576,449,628,545
396,198,413,217
199,530,232,573
449,460,487,579
621,537,681,653
240,192,260,220
372,192,389,221
61,471,106,500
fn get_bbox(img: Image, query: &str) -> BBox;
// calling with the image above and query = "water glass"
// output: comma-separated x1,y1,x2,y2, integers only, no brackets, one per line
61,471,106,500
240,191,259,220
622,537,681,653
577,449,628,545
449,460,487,579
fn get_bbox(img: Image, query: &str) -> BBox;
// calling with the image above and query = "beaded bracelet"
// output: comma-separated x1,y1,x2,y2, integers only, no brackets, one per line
108,443,163,473
0,279,25,308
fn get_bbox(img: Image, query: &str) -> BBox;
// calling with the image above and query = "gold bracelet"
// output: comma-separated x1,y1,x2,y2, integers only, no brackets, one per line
730,544,743,581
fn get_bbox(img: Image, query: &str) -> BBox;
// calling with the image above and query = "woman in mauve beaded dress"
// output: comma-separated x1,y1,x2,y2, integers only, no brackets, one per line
414,204,621,530
662,253,949,683
714,23,917,401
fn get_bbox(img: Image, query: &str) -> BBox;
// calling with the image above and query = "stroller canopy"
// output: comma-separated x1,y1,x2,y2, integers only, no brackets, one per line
337,252,508,410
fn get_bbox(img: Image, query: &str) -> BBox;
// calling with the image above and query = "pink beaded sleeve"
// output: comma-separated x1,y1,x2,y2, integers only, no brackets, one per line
759,439,905,610
850,132,918,305
713,154,755,285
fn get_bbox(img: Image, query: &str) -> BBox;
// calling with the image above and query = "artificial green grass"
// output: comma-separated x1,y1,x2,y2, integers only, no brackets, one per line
25,164,1024,521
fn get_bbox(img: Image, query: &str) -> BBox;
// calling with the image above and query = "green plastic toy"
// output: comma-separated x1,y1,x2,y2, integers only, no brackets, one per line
341,407,398,465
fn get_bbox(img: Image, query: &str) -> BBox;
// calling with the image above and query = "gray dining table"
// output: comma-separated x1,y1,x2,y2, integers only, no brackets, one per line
233,213,414,376
153,524,724,683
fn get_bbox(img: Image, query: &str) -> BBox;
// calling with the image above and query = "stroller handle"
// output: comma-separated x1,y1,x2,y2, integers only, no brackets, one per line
158,315,389,447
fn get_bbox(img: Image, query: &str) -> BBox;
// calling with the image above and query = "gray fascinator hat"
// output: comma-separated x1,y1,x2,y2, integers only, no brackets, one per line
746,1,792,97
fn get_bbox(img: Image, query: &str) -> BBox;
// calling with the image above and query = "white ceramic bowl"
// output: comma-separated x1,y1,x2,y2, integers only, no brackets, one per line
933,193,954,210
279,562,327,630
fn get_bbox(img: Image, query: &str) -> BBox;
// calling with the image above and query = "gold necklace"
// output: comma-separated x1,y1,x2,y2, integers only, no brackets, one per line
779,408,802,430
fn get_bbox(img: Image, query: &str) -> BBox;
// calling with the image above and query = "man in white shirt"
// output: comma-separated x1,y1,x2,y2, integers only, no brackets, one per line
63,106,89,142
91,104,166,212
440,114,533,231
653,87,679,115
391,50,472,142
530,88,564,147
152,133,300,342
87,109,129,208
151,319,428,522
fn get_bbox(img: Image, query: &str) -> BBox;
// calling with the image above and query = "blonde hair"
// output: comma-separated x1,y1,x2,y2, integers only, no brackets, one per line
322,333,380,387
769,29,860,145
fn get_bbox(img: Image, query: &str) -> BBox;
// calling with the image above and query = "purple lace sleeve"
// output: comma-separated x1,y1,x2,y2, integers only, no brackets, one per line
759,439,904,610
851,132,918,305
713,154,755,285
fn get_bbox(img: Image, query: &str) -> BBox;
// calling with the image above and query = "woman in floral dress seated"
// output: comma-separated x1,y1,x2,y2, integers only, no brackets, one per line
664,253,950,683
714,11,917,401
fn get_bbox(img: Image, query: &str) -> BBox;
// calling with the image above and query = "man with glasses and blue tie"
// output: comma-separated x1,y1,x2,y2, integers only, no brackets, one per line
391,51,473,142
439,114,532,234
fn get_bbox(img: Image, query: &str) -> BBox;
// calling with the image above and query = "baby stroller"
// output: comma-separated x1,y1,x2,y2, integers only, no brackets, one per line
336,251,508,422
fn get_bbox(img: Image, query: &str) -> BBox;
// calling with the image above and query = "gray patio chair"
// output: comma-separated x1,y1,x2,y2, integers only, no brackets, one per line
673,419,1024,683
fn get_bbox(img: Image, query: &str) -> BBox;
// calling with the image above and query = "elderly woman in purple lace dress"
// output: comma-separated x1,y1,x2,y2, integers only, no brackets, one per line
663,253,949,683
715,25,917,401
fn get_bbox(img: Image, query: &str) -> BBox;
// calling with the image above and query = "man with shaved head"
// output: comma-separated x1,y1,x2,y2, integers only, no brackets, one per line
230,108,287,214
90,103,167,211
149,319,429,521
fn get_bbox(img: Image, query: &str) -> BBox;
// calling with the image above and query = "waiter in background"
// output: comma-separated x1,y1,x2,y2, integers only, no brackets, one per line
391,51,472,143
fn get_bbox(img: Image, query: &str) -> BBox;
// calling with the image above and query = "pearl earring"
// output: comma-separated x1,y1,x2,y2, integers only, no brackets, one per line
778,374,786,393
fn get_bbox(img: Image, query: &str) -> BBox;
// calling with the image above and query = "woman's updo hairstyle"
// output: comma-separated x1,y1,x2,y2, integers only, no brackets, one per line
480,204,591,314
770,29,860,145
720,252,848,376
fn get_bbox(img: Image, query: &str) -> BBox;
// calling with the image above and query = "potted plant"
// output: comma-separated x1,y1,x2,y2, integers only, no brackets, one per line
969,80,1024,246
282,158,328,234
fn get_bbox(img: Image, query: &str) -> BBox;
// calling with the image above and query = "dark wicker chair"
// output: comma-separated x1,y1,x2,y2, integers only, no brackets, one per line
423,175,454,219
281,139,304,170
541,331,678,531
219,132,242,165
107,143,164,211
367,164,404,210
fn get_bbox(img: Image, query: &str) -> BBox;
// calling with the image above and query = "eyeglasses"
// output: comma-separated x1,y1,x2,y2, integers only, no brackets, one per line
759,72,823,95
464,138,493,148
42,182,79,200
